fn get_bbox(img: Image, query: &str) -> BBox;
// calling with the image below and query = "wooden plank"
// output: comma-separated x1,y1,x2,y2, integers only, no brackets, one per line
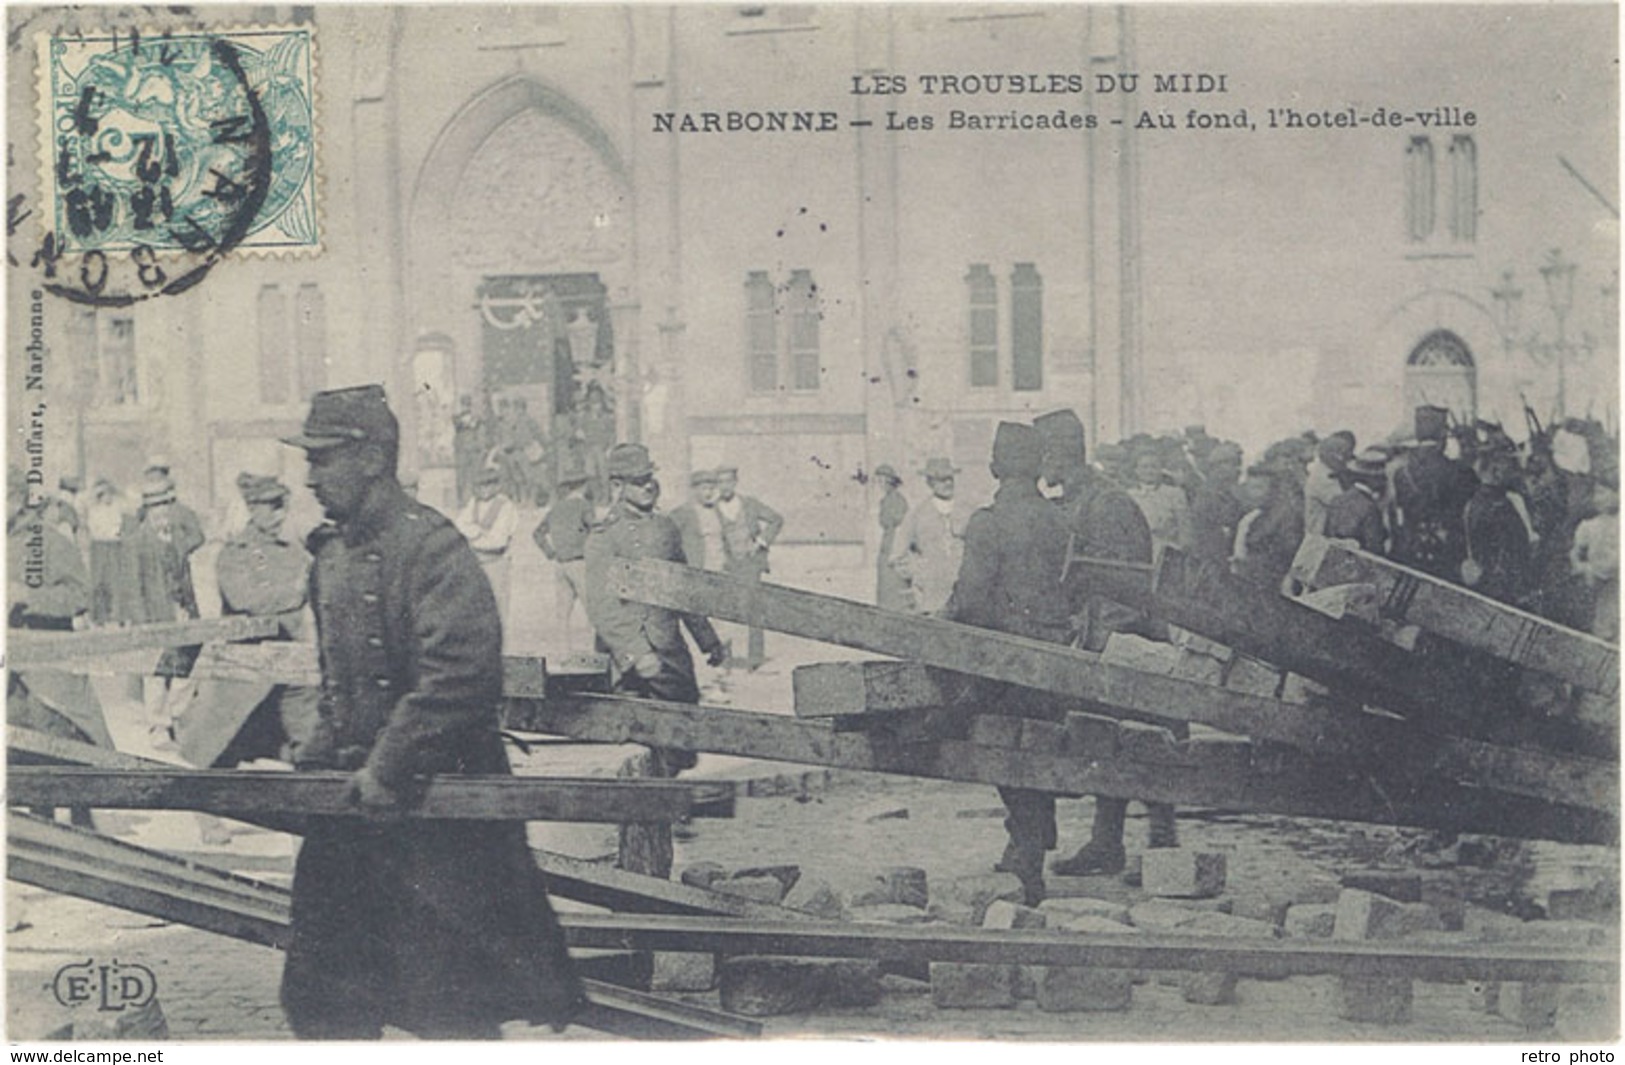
7,616,283,666
534,849,814,921
6,766,734,823
793,660,971,720
783,660,1616,812
555,913,1616,985
1301,537,1619,697
6,819,759,1039
611,559,1419,756
530,694,1616,844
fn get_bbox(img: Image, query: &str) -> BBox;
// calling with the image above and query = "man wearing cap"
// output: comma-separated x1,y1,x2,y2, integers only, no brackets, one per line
455,465,519,628
280,385,582,1039
889,457,967,615
942,423,1072,904
584,443,728,876
534,467,596,649
173,475,318,779
669,468,721,573
1033,409,1181,877
713,465,783,669
1393,404,1478,581
873,464,911,611
1462,444,1534,606
1324,450,1391,556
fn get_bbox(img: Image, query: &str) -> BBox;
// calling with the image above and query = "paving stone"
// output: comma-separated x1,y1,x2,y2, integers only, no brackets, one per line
719,957,882,1016
1170,648,1226,686
928,873,1024,926
782,876,845,920
1420,872,1466,931
1339,975,1413,1024
651,952,717,993
734,864,802,894
1464,979,1500,1012
982,900,1048,930
969,715,1024,748
879,866,930,908
1292,876,1343,905
1553,983,1619,1041
1020,718,1068,753
1495,981,1560,1030
1141,849,1227,898
1230,893,1291,928
678,861,728,890
1049,914,1140,935
1117,720,1182,763
1224,655,1283,698
1013,966,1038,1001
1038,896,1131,924
1339,870,1422,902
713,875,788,904
1283,903,1338,939
1036,966,1134,1012
930,963,1018,1009
1181,971,1238,1005
1333,889,1441,941
849,903,936,925
1178,911,1279,939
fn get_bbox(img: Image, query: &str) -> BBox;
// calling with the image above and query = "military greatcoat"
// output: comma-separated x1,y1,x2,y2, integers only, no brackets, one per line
281,481,581,1038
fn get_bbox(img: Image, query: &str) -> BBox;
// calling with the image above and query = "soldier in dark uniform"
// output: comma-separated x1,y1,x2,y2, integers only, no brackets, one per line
942,422,1072,904
280,385,582,1040
583,443,727,876
1393,404,1478,580
1462,443,1533,606
1033,409,1182,877
1324,449,1390,555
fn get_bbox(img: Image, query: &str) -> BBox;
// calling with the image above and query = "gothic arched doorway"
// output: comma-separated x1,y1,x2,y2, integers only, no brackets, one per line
1403,329,1477,422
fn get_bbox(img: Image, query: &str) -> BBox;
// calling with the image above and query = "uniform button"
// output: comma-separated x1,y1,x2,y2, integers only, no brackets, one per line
365,552,381,563
367,635,383,648
375,677,392,690
362,592,379,603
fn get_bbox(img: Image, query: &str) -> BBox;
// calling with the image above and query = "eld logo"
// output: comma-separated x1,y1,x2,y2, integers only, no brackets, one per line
51,959,157,1012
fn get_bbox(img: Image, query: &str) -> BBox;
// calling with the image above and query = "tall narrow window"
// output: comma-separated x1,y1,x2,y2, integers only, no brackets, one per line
1449,135,1477,243
258,285,291,405
100,315,138,405
1010,262,1043,392
787,268,821,390
746,270,777,391
966,264,998,388
1405,136,1436,242
295,282,328,395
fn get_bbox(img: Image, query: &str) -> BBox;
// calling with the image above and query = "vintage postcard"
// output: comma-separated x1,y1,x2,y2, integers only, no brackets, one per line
4,1,1618,1051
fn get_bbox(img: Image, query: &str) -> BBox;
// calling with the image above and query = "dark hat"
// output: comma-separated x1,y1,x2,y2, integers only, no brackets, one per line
1317,434,1355,471
283,385,400,450
606,443,656,480
990,422,1043,480
873,464,901,485
142,476,177,506
1033,408,1088,465
238,473,289,506
689,468,719,487
920,457,960,479
714,464,739,477
145,455,173,476
1414,405,1450,442
58,474,82,493
475,465,502,486
558,467,591,488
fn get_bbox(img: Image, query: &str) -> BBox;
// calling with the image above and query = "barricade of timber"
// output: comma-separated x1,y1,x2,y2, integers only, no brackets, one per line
526,694,1616,844
1298,536,1619,697
7,616,283,667
6,813,762,1040
7,765,735,823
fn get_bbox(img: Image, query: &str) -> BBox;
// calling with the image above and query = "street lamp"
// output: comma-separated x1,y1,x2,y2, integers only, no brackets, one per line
1538,248,1578,415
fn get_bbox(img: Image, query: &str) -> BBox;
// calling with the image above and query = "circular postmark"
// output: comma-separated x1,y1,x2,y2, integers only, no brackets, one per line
18,27,310,306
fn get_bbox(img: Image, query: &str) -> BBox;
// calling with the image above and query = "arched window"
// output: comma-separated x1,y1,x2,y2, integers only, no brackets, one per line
1403,329,1477,420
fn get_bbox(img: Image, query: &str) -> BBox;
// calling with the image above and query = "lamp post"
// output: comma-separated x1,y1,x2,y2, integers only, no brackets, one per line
1538,247,1577,416
1490,268,1523,356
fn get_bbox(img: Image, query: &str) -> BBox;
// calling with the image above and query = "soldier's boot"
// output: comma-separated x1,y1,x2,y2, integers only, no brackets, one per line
996,788,1054,904
1051,796,1128,876
1147,803,1179,849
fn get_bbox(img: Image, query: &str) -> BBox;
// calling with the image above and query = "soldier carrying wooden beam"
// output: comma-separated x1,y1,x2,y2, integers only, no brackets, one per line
941,422,1072,905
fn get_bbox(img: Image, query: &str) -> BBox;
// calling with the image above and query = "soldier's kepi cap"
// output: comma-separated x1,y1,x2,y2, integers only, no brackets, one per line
282,385,400,450
606,443,656,479
990,421,1044,480
237,473,289,506
689,468,718,487
1033,408,1088,465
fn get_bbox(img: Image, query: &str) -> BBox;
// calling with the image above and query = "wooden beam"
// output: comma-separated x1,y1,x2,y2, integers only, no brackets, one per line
6,816,761,1039
555,913,1615,985
8,616,282,666
534,849,813,921
6,766,734,823
530,694,1616,844
785,660,1616,813
609,560,1418,756
1300,537,1619,697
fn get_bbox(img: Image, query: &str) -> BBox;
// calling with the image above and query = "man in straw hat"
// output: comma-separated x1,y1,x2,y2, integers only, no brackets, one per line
889,456,968,615
280,385,582,1039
